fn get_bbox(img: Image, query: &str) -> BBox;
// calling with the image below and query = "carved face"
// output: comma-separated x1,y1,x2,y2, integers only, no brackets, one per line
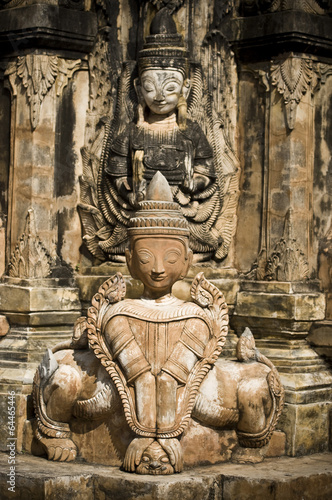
136,441,174,475
126,236,191,298
140,69,184,115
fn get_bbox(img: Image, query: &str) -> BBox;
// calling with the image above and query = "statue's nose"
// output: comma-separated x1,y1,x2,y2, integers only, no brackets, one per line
155,90,165,102
149,461,161,470
152,259,165,274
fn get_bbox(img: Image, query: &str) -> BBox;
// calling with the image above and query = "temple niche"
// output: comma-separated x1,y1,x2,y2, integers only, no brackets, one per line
0,0,331,498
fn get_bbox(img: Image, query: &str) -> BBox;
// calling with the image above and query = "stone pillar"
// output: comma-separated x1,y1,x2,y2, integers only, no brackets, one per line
223,5,332,456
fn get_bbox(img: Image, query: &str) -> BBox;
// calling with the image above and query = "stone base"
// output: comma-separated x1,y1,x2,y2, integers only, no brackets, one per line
1,451,331,500
0,280,82,452
23,416,286,468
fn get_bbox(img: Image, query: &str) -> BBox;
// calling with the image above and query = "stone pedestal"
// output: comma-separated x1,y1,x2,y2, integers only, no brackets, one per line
0,277,81,452
232,280,332,456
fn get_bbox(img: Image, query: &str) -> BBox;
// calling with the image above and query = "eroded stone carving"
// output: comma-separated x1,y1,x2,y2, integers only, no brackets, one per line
240,0,329,15
33,173,284,473
243,209,309,281
78,8,239,263
271,55,320,130
8,208,53,279
5,55,81,130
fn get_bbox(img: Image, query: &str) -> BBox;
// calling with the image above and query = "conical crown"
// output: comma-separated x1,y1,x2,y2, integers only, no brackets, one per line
128,172,189,237
138,8,188,76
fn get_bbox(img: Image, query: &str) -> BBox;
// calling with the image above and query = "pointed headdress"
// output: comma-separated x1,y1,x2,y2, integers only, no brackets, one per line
128,172,189,237
138,7,189,76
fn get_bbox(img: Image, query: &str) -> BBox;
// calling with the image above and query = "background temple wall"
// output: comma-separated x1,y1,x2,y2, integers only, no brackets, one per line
0,0,331,458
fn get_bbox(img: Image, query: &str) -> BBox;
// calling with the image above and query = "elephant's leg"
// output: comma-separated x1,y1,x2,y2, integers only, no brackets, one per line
44,364,82,422
237,377,273,445
37,364,82,462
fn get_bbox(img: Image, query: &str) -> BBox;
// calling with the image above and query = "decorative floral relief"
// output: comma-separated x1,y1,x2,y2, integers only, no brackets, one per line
270,55,320,130
5,55,81,130
243,209,309,281
8,208,52,279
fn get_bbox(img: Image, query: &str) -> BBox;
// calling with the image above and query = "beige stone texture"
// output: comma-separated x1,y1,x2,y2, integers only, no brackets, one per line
235,290,326,321
1,451,332,500
0,315,9,336
279,402,332,456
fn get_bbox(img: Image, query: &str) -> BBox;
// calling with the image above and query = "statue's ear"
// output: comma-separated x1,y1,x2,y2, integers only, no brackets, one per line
180,248,193,279
134,78,143,100
126,247,137,279
182,79,191,100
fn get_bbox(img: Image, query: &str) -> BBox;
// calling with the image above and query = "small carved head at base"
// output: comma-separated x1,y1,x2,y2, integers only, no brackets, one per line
136,440,174,475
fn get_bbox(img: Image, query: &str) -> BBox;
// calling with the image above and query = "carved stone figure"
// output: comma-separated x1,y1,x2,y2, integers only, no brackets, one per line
79,8,240,263
33,173,284,474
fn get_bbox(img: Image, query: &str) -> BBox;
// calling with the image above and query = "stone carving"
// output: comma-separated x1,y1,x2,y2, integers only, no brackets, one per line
148,0,184,12
243,209,309,281
5,55,81,130
78,8,239,263
8,208,52,279
271,55,320,130
33,173,284,473
0,0,84,8
240,0,329,15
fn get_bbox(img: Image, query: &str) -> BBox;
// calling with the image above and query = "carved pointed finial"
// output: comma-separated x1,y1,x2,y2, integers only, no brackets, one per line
150,7,177,34
265,209,309,281
8,208,52,279
146,171,173,202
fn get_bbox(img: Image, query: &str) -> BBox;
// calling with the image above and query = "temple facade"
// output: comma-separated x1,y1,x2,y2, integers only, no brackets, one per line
0,0,331,480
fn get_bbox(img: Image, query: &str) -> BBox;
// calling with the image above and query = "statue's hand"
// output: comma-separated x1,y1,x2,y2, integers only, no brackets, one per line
157,438,183,472
123,437,154,472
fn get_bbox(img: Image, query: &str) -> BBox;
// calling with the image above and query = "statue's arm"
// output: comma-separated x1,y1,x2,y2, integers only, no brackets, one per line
162,318,210,384
104,316,156,431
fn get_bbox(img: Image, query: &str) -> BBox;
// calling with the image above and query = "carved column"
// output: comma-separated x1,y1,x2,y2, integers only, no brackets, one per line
222,4,332,456
0,1,97,452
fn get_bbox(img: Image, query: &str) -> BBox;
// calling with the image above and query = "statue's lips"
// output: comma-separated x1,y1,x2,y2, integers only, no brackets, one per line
150,274,167,282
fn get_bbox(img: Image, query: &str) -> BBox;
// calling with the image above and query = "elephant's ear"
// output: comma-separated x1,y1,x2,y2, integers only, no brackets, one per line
191,272,229,362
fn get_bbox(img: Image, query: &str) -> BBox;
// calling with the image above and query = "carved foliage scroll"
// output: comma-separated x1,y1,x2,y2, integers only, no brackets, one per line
5,55,81,130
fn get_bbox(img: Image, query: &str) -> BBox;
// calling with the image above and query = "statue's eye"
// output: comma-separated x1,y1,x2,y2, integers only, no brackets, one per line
165,85,176,92
137,250,152,264
164,250,181,264
142,456,150,462
160,456,169,463
143,83,154,92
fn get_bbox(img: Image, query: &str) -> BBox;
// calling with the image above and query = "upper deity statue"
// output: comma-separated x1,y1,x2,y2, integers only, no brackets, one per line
79,8,240,264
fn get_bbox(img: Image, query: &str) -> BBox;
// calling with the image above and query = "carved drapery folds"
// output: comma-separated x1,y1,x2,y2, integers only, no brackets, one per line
8,208,53,279
5,55,81,130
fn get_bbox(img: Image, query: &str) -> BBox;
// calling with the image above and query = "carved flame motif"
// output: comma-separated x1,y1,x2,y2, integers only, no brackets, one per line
8,208,52,279
271,55,319,130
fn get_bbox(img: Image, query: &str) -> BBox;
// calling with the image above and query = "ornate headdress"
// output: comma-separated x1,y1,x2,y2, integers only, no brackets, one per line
128,172,189,237
138,7,189,76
